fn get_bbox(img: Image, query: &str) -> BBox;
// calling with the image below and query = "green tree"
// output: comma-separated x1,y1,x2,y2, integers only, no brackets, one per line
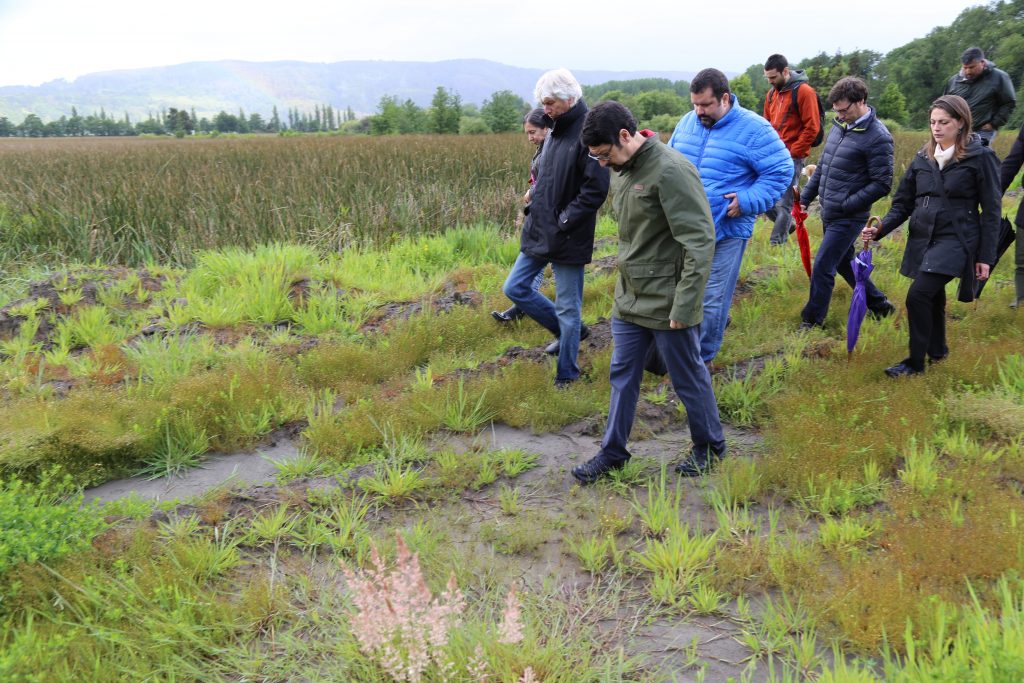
370,95,400,134
67,106,84,136
430,86,461,134
481,90,528,133
19,113,45,137
459,117,491,134
0,116,15,137
398,99,427,134
729,74,758,110
269,106,281,132
876,82,909,125
632,90,689,121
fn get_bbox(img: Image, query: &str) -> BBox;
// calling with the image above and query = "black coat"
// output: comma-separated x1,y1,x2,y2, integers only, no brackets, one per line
801,106,894,223
521,100,609,264
1000,123,1024,228
878,136,1001,279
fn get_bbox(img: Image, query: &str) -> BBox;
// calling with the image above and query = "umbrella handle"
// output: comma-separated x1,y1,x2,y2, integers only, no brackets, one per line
862,216,881,251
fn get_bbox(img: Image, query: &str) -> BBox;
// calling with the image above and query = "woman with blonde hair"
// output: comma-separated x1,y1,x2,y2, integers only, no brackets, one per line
862,95,1001,377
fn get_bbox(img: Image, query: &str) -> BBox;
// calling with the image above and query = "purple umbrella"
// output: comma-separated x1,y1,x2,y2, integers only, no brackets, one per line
847,217,879,358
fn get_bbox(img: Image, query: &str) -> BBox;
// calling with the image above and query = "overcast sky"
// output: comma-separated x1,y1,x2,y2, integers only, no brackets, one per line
0,0,983,88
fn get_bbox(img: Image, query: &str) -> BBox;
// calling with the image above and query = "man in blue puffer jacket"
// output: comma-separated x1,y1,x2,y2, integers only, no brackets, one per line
799,76,896,329
669,68,792,364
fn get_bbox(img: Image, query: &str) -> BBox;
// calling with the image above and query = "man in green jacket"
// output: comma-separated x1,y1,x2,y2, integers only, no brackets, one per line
943,47,1017,147
573,101,726,483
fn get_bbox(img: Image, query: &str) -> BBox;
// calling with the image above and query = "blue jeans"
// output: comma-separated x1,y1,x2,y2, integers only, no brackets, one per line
506,270,548,317
599,318,725,464
700,237,747,362
801,219,888,324
503,251,584,382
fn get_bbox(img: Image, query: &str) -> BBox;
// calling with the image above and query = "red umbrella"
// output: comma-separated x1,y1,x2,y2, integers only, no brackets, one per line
790,187,812,277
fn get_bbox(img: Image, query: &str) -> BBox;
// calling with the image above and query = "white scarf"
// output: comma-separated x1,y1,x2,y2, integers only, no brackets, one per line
934,143,955,170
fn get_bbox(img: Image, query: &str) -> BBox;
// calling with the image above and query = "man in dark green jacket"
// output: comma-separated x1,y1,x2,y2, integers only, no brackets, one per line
572,102,726,484
943,47,1017,147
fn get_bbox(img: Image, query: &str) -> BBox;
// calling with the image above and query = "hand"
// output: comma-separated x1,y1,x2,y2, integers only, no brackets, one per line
724,193,741,218
800,204,808,213
669,320,687,329
522,190,531,203
981,123,994,131
861,226,879,243
976,262,991,281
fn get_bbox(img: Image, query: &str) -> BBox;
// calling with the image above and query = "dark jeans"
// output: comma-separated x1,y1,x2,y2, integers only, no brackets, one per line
801,218,889,324
905,272,953,370
598,318,725,465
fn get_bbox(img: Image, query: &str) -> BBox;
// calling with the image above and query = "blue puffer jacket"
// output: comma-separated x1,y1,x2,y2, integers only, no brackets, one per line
668,94,792,241
801,106,894,223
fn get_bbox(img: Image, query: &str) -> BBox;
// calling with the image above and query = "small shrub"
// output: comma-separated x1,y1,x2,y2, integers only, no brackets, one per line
0,473,107,579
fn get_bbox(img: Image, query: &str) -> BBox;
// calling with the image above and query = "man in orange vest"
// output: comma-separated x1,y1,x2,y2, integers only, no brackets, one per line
762,53,822,246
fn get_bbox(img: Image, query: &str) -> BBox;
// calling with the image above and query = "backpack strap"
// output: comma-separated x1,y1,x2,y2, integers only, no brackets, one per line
772,83,802,132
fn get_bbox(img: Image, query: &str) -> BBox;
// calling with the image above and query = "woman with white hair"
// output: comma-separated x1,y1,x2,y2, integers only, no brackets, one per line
502,68,609,387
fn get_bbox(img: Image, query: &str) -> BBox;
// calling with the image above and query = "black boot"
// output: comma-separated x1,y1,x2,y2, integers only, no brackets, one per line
491,306,526,323
572,454,624,484
675,445,724,477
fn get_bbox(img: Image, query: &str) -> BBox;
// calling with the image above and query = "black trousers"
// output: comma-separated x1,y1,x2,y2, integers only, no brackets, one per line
905,272,953,370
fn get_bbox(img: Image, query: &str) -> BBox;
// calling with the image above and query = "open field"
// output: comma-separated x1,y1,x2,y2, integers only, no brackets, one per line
1,132,1023,681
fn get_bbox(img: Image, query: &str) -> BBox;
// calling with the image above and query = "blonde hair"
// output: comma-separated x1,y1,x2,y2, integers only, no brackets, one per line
925,95,973,162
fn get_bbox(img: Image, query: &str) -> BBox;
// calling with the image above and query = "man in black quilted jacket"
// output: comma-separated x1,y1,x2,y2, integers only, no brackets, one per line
799,77,896,329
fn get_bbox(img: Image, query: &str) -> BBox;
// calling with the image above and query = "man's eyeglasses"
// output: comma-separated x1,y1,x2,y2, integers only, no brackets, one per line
588,150,613,162
833,103,853,116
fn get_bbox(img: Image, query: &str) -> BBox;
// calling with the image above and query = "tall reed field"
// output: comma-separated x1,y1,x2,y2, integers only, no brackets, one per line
0,131,1013,268
0,133,532,266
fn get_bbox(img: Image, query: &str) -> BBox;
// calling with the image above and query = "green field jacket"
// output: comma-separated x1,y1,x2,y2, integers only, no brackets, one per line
609,137,715,330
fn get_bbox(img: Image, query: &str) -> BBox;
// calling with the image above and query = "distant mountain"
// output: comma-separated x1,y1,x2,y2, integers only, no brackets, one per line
0,59,699,122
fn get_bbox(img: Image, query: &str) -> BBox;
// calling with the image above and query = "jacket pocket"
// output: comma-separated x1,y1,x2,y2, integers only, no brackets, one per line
616,261,677,320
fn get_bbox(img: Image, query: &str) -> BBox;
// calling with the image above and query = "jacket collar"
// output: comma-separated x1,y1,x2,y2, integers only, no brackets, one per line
778,69,809,94
549,99,587,137
834,105,877,133
707,94,740,130
618,135,658,173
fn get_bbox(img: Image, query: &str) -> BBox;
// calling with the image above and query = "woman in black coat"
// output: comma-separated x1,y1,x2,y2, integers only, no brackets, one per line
862,95,1001,377
492,108,552,323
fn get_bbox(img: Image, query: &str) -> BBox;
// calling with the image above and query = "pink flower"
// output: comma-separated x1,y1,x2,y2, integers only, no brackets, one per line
498,584,523,645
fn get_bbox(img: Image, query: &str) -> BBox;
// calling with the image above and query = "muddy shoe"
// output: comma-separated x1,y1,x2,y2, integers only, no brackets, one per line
572,454,624,484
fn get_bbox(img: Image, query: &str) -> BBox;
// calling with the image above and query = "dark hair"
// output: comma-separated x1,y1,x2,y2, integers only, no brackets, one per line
689,68,731,100
925,95,973,161
581,101,637,148
524,107,549,128
764,54,788,72
827,76,869,106
961,47,985,65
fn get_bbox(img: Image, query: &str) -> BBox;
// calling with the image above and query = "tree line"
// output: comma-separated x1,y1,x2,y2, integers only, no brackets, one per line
0,103,360,138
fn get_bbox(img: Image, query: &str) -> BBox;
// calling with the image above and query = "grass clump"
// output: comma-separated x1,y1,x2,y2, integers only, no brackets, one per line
0,473,107,586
